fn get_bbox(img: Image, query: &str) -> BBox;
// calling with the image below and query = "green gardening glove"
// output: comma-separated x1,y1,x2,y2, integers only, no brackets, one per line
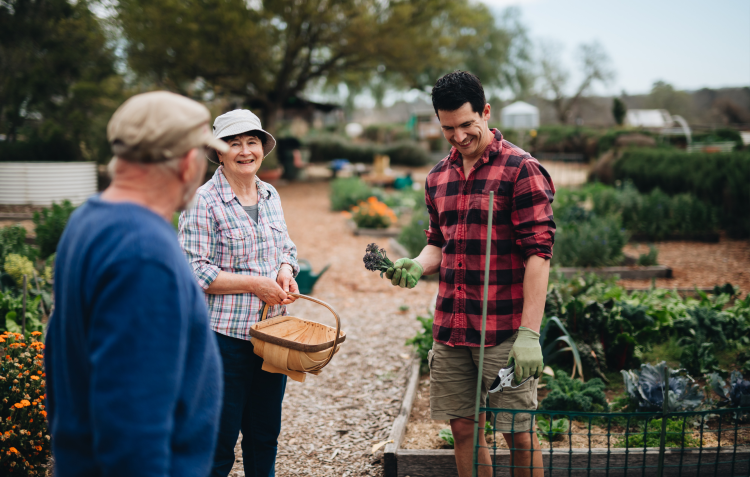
385,258,423,289
507,327,543,384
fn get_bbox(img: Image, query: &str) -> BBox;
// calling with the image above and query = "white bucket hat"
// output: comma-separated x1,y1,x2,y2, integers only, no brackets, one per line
207,109,276,164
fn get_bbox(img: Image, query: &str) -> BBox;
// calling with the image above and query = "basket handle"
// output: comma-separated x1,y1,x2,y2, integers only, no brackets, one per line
259,293,342,368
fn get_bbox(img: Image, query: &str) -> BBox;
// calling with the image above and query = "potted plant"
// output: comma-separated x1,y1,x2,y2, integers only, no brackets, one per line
257,151,283,184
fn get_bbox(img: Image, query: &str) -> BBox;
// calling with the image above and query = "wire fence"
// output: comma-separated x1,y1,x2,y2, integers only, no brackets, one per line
476,406,750,476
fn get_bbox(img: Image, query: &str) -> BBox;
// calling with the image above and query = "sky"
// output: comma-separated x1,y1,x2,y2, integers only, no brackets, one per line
480,0,750,95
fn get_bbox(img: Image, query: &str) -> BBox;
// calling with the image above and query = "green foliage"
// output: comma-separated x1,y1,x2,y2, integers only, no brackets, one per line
406,313,434,374
615,418,700,449
3,254,34,290
636,245,659,266
675,306,733,375
552,215,628,267
329,178,380,212
0,290,43,335
536,415,569,441
0,0,117,163
306,135,430,166
0,225,38,270
614,149,750,237
33,200,76,259
397,206,430,257
350,197,397,229
438,428,454,447
0,331,51,475
539,370,609,413
621,362,704,412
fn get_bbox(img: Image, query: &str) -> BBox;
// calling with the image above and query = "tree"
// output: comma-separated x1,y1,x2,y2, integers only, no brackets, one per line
0,0,115,152
647,81,692,118
537,40,615,124
612,97,626,125
116,0,533,128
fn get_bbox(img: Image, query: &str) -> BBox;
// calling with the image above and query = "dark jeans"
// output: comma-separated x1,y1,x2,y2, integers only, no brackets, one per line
211,332,287,477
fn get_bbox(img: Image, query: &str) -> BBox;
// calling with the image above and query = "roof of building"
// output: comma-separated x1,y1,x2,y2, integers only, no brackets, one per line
501,101,539,115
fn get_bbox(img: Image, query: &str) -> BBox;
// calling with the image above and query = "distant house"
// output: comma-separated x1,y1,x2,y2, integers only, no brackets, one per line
500,101,540,130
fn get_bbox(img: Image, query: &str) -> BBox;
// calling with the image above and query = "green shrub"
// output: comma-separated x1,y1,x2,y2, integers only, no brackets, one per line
615,418,701,449
439,428,454,447
0,225,38,269
0,290,43,334
0,133,79,162
614,149,750,237
552,215,628,267
636,245,659,266
406,313,434,374
329,178,381,212
350,197,397,229
305,135,429,166
397,206,429,257
33,200,76,259
0,331,51,475
539,370,609,413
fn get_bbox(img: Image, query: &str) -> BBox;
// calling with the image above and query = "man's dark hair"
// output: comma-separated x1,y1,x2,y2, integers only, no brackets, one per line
431,71,486,116
221,130,267,146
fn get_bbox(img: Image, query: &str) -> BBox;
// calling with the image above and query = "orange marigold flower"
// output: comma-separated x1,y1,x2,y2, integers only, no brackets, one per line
9,447,18,454
35,446,42,451
37,371,42,375
14,403,23,409
30,376,39,381
40,411,47,417
21,400,31,407
30,331,42,336
0,338,5,343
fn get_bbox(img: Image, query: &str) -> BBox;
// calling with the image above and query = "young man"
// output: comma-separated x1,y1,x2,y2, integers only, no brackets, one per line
386,71,555,477
45,91,228,477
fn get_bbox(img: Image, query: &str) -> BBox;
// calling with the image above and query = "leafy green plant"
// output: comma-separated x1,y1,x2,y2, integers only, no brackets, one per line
540,316,584,380
551,215,629,267
0,225,38,270
539,370,608,413
33,200,76,259
397,205,429,257
636,245,658,266
0,290,43,335
406,313,434,374
329,178,381,211
439,428,454,447
615,418,701,449
536,415,570,441
674,306,729,375
620,362,704,412
305,135,429,166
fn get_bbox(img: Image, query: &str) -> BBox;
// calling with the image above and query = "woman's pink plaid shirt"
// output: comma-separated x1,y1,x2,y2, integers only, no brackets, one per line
178,167,299,341
424,129,555,347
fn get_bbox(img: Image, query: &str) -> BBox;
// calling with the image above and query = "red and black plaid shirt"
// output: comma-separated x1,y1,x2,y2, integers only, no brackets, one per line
424,129,555,347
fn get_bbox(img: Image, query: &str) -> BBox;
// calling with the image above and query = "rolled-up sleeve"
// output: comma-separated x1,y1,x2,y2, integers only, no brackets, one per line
178,195,221,289
511,158,556,260
424,181,445,248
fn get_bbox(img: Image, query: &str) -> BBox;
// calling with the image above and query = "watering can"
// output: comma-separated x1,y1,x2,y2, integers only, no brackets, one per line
295,259,330,295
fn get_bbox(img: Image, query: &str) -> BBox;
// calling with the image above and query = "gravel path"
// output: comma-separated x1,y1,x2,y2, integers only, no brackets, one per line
229,180,438,477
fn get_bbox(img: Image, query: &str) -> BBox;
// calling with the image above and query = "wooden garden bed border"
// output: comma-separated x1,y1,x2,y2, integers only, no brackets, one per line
346,220,400,237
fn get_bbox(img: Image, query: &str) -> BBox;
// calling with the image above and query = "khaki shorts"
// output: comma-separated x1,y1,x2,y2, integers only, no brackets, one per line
428,333,538,433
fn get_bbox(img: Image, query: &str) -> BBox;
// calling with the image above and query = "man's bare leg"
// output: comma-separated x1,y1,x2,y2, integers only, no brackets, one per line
451,414,491,477
502,431,543,477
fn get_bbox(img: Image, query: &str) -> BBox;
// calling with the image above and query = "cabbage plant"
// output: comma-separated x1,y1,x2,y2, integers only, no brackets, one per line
621,361,704,412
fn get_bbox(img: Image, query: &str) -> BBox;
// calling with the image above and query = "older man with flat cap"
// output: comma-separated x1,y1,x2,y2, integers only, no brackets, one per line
45,91,227,477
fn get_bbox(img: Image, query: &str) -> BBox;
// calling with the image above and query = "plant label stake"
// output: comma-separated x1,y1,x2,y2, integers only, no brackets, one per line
472,191,493,477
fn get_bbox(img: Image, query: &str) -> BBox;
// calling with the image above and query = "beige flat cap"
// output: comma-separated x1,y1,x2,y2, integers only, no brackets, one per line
108,91,229,163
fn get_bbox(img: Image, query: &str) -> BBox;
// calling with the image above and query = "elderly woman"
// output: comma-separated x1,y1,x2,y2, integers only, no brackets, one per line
179,109,299,477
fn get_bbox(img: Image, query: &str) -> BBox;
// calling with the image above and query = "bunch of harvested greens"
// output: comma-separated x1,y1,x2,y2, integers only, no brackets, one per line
363,243,394,277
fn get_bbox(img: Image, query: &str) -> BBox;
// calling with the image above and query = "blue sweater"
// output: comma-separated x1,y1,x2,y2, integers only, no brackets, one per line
45,196,222,477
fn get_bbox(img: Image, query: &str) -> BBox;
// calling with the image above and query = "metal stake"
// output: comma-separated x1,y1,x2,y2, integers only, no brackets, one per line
472,191,494,477
657,366,670,476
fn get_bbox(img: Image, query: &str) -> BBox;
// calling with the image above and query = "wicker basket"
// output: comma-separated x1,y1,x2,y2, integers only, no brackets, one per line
249,293,345,382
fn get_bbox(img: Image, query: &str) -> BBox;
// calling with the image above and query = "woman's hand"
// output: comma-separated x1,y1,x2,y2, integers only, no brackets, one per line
277,269,299,305
252,276,288,306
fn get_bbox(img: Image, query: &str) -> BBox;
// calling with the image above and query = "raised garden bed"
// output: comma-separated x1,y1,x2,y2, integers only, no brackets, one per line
385,367,750,477
557,265,673,280
346,220,400,237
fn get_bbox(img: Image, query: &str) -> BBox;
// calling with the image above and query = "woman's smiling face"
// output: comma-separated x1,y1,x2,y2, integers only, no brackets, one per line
217,133,265,178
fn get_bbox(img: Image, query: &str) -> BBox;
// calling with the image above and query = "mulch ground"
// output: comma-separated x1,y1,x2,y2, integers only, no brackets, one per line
227,180,439,477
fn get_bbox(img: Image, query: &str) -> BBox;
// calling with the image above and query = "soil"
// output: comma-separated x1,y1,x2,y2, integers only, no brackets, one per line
620,240,750,293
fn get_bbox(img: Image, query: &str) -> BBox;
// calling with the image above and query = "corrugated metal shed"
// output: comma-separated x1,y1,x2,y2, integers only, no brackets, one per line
0,162,97,206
